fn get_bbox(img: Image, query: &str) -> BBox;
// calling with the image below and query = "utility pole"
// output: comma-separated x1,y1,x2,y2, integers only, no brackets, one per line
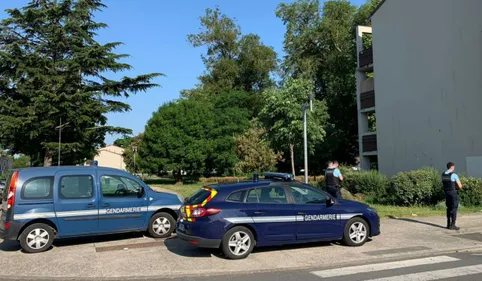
302,95,314,184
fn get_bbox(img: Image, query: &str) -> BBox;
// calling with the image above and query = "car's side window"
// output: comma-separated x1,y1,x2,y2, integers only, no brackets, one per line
290,186,327,204
60,175,94,199
258,186,288,204
100,175,142,198
246,188,259,203
21,177,53,200
226,190,246,202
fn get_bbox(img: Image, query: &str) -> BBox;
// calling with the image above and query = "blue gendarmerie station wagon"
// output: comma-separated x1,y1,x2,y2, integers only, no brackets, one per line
176,172,381,259
0,166,183,253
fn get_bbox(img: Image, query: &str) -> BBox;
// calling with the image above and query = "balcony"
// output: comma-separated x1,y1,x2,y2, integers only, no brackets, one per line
362,133,377,153
360,90,375,111
358,47,373,70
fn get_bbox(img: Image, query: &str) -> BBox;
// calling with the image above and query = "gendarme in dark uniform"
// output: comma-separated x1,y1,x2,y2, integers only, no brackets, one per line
325,161,343,198
442,162,463,230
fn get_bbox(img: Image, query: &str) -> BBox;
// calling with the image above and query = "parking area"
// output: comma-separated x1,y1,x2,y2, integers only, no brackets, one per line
2,214,482,280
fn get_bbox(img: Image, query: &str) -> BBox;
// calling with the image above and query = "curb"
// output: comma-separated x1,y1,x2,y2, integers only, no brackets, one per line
3,245,482,280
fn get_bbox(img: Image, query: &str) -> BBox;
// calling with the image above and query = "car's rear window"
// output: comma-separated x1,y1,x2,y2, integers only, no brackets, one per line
187,188,212,205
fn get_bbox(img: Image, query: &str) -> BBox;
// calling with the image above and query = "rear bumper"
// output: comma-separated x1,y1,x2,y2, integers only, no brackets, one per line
0,221,24,240
176,230,221,248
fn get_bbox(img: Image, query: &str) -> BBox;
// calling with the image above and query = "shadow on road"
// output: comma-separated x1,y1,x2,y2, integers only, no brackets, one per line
164,237,214,258
164,236,337,259
392,217,446,229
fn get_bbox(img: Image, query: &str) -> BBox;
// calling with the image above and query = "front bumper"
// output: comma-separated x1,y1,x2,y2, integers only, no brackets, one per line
176,230,221,248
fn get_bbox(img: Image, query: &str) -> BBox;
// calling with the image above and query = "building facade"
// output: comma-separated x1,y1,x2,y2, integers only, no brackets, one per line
357,0,482,176
93,145,126,170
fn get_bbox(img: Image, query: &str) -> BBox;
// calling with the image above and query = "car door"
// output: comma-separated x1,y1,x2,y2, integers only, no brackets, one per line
98,173,148,233
54,170,99,236
248,185,296,242
288,184,343,240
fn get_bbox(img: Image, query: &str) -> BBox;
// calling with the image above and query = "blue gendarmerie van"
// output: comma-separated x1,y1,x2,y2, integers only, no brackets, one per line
0,166,183,253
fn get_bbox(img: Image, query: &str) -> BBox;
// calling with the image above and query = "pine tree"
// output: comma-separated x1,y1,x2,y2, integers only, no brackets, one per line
0,0,162,166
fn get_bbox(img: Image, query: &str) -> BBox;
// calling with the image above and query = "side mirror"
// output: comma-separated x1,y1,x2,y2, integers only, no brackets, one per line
137,187,145,198
326,198,335,207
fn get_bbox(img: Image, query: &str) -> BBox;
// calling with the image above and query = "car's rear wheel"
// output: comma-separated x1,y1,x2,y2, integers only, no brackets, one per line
148,212,176,238
343,217,369,246
19,223,54,253
221,226,255,260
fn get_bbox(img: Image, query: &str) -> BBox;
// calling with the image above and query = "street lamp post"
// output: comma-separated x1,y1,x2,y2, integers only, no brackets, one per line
55,118,70,166
302,95,314,184
132,146,137,174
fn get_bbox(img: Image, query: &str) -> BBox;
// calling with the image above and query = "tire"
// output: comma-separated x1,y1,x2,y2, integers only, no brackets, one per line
19,223,55,253
221,226,255,260
148,212,176,238
343,217,370,246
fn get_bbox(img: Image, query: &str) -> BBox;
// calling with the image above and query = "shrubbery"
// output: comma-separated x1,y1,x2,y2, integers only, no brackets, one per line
317,166,482,207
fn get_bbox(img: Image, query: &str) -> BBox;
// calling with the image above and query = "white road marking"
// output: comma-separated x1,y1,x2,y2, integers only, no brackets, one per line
364,264,482,281
310,256,459,278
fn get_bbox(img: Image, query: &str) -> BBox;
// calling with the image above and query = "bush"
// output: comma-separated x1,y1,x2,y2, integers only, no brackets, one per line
389,168,441,206
459,177,482,207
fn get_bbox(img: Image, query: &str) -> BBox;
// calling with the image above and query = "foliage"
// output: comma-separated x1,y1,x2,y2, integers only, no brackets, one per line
0,0,162,167
186,7,277,95
234,120,282,174
121,133,143,173
459,177,482,207
114,136,133,148
276,0,381,166
259,78,328,175
343,170,389,198
139,99,215,182
13,154,30,169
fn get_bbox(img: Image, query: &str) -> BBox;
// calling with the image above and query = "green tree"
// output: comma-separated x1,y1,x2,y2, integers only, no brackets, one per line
13,154,31,169
0,0,162,167
114,136,133,148
276,0,380,166
259,78,328,175
186,7,277,95
234,120,282,174
121,133,142,173
139,100,215,183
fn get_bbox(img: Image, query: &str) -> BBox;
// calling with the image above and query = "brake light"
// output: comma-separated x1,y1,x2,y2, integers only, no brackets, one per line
4,222,10,230
7,171,18,210
190,208,222,218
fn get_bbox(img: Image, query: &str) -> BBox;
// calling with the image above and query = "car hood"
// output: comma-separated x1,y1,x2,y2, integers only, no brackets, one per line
336,198,369,208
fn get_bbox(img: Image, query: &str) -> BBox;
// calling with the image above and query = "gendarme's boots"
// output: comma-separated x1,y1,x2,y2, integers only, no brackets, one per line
447,218,451,229
450,221,460,231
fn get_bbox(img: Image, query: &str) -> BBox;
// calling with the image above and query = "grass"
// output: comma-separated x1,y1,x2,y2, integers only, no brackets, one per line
148,182,482,218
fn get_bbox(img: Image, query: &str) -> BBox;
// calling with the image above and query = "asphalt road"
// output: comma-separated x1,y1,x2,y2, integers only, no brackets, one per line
142,252,482,281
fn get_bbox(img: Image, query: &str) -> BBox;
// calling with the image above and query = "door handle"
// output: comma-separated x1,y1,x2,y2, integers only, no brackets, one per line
101,203,111,208
254,211,265,215
86,204,96,209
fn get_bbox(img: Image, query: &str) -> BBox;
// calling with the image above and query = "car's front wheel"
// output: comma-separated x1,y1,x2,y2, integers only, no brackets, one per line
343,217,369,246
19,223,55,253
221,226,255,260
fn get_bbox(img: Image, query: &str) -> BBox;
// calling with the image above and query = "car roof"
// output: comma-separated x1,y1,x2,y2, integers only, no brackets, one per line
207,180,289,192
15,166,130,176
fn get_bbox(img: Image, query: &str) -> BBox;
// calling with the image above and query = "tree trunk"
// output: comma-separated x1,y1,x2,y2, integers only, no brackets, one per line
43,149,52,167
290,144,295,176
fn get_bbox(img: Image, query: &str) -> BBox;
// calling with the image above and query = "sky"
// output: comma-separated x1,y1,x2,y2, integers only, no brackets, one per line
0,0,365,146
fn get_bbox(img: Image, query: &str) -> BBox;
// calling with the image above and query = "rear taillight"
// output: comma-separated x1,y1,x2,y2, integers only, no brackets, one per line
190,207,222,218
7,171,18,210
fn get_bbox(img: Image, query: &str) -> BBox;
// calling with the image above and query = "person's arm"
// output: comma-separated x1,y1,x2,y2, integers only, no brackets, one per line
335,169,343,181
453,174,462,189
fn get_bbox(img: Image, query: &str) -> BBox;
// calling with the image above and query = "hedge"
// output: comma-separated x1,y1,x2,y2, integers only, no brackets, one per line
316,166,482,207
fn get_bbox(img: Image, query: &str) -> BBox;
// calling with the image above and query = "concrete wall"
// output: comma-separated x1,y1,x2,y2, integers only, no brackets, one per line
372,0,482,176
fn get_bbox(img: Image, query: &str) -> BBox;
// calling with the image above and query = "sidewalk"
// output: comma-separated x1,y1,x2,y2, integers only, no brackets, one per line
1,214,482,279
